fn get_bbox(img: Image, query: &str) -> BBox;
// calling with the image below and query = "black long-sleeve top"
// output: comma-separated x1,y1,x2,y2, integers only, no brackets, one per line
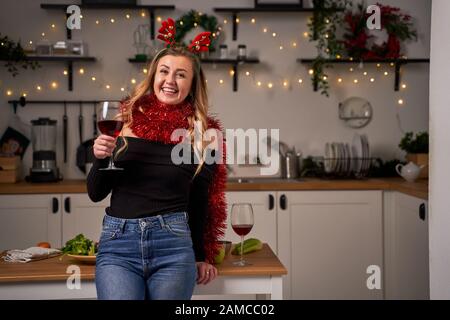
87,136,216,261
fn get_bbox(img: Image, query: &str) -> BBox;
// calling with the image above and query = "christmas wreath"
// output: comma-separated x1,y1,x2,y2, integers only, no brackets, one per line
343,2,417,60
308,1,417,96
174,10,220,53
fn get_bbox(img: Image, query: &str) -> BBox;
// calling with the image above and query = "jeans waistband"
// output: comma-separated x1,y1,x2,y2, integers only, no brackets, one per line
103,211,188,231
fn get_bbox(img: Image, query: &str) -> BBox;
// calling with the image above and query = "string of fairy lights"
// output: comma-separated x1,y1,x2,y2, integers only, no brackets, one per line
2,12,408,106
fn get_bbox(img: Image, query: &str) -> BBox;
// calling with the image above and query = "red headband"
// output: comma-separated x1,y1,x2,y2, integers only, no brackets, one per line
157,18,211,54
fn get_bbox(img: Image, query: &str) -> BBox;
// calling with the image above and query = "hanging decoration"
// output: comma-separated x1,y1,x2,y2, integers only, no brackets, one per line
342,3,417,60
0,33,40,77
174,10,220,53
307,0,349,96
308,1,417,96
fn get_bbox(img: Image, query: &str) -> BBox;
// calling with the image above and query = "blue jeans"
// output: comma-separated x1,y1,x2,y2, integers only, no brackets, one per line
95,211,197,300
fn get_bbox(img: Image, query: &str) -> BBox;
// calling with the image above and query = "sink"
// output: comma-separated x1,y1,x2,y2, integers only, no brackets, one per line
227,177,301,183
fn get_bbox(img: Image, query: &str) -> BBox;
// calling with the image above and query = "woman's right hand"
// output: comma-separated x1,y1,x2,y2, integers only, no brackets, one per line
93,135,117,159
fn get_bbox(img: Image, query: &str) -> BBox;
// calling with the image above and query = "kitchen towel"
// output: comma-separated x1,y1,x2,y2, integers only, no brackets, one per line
3,247,61,263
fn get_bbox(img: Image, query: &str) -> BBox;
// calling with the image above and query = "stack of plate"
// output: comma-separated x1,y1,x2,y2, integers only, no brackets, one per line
324,134,370,177
351,133,370,176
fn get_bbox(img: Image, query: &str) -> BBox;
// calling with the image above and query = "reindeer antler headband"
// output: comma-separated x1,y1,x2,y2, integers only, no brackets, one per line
157,18,211,54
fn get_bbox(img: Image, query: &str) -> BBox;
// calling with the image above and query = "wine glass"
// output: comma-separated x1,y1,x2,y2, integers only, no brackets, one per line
231,203,254,266
97,101,124,171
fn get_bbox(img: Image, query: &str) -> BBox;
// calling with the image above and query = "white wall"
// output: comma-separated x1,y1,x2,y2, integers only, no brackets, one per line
0,0,430,179
429,0,450,300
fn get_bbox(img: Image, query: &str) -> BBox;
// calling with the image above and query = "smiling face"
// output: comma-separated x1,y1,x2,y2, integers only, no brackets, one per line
153,54,195,105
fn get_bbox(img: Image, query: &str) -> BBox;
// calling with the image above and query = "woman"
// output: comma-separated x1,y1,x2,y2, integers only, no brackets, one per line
87,29,227,299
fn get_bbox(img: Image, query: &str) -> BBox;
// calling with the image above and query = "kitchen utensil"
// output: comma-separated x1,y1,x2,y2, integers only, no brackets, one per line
76,102,97,174
339,97,373,128
78,102,83,145
63,101,68,163
283,150,299,179
396,161,424,182
26,117,61,182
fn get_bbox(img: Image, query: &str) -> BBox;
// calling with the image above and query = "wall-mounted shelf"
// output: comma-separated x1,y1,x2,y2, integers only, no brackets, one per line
298,58,430,91
213,3,343,40
7,98,121,114
128,57,260,92
24,55,96,91
40,3,176,40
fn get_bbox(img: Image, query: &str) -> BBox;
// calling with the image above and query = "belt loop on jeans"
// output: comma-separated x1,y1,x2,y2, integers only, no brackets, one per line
119,219,126,233
157,215,166,228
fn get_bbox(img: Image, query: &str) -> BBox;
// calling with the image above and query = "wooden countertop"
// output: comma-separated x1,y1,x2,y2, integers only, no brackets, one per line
0,244,286,283
0,177,428,199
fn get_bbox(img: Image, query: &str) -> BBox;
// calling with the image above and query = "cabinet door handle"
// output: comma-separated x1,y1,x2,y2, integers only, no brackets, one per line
52,197,59,213
419,203,426,221
269,194,274,210
64,197,71,213
280,194,287,210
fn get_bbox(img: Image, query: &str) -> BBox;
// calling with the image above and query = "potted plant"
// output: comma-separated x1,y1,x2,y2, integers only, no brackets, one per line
399,131,429,179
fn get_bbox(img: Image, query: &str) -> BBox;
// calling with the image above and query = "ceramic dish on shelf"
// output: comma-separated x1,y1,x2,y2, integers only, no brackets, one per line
67,254,96,264
345,143,352,174
362,134,371,171
352,134,363,174
325,142,332,173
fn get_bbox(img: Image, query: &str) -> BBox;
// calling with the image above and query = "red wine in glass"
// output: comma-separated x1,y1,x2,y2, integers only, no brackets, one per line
232,224,253,236
231,203,254,266
97,101,124,171
98,120,124,138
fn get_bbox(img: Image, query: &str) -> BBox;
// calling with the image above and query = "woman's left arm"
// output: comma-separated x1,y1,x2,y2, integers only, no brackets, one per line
188,117,228,284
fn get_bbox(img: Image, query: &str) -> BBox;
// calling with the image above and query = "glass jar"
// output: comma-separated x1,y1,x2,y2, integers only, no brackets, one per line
219,44,228,59
237,44,247,60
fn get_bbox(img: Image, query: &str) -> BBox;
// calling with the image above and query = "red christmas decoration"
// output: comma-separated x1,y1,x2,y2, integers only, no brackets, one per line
342,3,416,60
157,18,212,55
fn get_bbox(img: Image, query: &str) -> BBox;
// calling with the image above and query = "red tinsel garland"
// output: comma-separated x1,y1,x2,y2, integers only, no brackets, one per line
129,93,228,263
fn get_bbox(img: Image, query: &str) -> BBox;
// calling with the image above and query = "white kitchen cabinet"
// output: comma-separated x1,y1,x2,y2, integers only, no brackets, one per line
383,191,429,300
224,192,278,255
62,194,110,244
0,194,62,251
277,190,383,300
0,194,110,251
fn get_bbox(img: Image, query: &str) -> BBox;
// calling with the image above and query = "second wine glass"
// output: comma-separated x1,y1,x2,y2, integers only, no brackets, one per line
97,101,124,171
231,203,254,266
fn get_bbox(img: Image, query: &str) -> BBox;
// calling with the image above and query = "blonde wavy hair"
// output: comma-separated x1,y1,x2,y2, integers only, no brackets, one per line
116,46,209,177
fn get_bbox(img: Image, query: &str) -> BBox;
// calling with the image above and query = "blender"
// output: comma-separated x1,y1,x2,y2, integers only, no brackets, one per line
26,117,62,182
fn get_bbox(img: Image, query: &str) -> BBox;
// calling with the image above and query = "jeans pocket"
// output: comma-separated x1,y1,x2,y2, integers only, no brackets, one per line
165,221,191,238
99,226,120,242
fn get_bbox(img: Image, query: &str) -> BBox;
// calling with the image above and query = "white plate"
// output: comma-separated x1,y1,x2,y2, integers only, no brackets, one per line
362,134,370,172
331,143,337,173
345,143,352,174
352,134,363,173
325,143,332,173
336,142,347,173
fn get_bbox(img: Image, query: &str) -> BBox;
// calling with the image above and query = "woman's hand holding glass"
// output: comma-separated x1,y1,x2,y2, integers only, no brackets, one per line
93,135,117,160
